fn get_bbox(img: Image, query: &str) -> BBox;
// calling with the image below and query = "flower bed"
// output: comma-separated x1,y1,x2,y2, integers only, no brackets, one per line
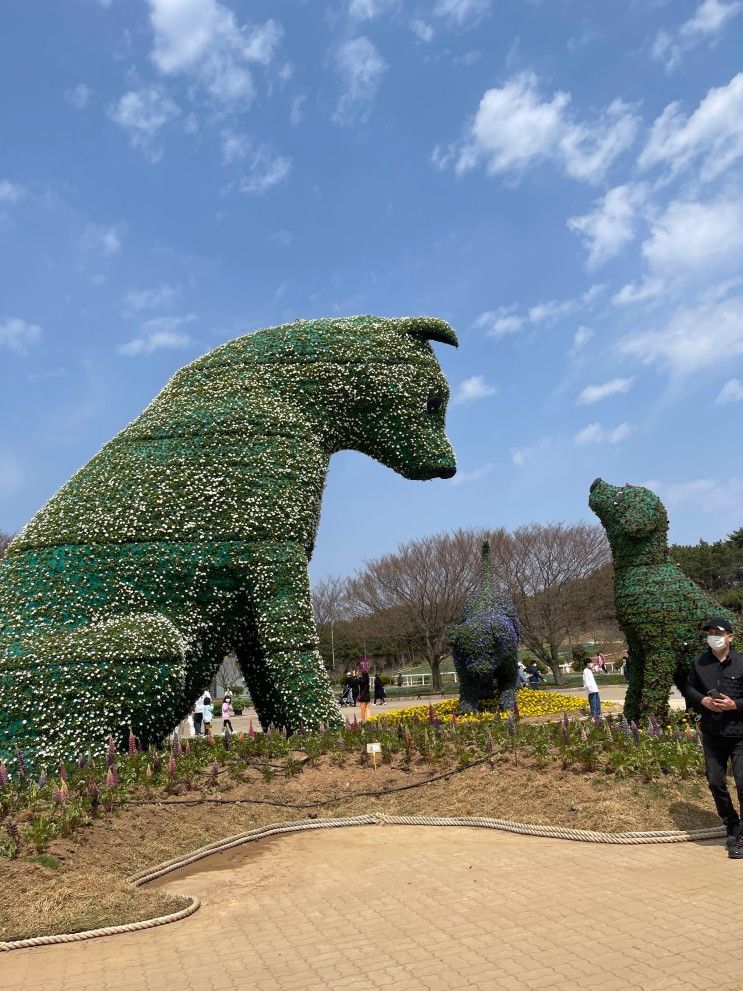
370,689,590,725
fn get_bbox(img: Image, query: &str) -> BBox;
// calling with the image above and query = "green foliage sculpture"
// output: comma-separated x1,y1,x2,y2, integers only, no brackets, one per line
589,478,735,721
0,316,458,768
446,542,520,714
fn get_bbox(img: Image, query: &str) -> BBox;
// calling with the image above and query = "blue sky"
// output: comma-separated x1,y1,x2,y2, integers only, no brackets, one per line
1,0,742,581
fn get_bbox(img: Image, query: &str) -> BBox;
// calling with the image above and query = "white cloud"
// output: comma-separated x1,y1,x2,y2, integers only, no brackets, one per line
333,37,387,125
568,183,646,269
66,84,92,110
220,132,291,192
0,180,25,204
611,278,666,307
81,222,124,256
434,0,490,25
511,437,553,467
290,94,306,126
0,451,23,499
651,0,742,71
655,476,743,515
473,305,524,336
574,421,631,445
639,73,743,182
577,377,633,405
146,0,282,106
571,326,593,352
619,290,743,377
476,285,604,340
450,461,496,485
411,19,434,41
529,283,605,325
451,73,639,184
108,86,180,158
715,378,743,404
0,317,41,354
641,194,743,275
348,0,397,19
270,229,293,246
124,284,181,313
118,314,196,356
453,375,496,404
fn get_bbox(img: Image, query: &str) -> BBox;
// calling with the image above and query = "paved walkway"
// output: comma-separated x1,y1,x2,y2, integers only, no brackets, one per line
5,825,742,991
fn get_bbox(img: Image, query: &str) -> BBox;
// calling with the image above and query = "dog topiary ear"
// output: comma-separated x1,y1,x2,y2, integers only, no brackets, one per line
398,316,459,348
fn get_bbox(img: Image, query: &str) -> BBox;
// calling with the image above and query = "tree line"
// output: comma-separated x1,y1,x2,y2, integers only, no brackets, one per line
312,524,619,688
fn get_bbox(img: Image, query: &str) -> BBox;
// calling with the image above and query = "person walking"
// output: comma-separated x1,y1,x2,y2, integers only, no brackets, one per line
621,653,631,683
222,694,234,733
358,662,371,722
583,659,601,717
351,669,360,707
685,617,743,858
374,673,386,705
526,661,544,689
516,660,528,688
193,693,205,735
202,695,214,736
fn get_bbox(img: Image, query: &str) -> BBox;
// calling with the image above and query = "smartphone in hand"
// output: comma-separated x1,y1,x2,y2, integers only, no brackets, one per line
708,690,723,700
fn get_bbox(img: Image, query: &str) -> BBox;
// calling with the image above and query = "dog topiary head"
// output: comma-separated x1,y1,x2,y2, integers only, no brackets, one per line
326,315,459,481
589,478,669,548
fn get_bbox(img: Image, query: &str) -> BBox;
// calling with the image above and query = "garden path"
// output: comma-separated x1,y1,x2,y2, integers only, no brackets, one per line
3,824,742,991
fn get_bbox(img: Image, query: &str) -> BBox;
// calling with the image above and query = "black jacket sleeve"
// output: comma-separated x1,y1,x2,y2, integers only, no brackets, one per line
685,660,706,711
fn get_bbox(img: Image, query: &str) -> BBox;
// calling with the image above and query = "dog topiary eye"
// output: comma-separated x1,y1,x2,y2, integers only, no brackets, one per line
426,394,443,413
614,490,625,504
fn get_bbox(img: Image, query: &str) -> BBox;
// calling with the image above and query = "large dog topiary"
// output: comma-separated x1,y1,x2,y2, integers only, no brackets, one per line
446,542,520,713
589,478,735,721
0,316,458,768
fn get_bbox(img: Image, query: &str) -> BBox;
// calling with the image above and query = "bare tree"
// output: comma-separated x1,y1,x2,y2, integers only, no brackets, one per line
0,532,12,559
489,523,611,683
347,529,483,690
311,574,351,670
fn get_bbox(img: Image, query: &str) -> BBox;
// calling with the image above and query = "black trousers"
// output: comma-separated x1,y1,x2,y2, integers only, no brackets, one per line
193,712,203,735
701,733,743,828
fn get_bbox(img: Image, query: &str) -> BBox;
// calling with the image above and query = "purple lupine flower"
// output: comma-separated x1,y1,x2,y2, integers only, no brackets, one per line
223,727,232,750
621,715,632,739
673,727,683,741
53,779,69,805
562,712,570,732
128,731,137,755
630,721,641,743
59,763,68,782
171,734,182,758
428,704,436,725
649,714,660,737
37,769,48,789
15,748,28,782
105,766,118,788
396,723,404,742
484,732,494,754
561,722,570,745
106,736,116,767
0,762,8,789
507,714,516,737
210,761,220,779
166,754,177,778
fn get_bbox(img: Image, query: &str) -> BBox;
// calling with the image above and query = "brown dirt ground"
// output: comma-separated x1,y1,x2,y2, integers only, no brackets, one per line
0,755,721,942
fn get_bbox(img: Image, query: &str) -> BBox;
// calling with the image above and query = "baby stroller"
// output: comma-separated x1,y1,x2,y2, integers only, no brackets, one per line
338,684,354,706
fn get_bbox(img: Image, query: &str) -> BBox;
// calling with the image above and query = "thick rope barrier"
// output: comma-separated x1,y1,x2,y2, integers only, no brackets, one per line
0,813,725,953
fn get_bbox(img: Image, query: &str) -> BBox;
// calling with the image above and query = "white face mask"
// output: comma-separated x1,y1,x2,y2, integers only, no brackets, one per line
707,634,728,651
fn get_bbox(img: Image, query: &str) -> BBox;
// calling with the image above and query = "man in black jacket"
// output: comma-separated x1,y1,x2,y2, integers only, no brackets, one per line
685,616,743,858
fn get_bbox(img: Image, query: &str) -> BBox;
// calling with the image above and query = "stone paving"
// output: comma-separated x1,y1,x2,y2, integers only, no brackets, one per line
4,824,743,991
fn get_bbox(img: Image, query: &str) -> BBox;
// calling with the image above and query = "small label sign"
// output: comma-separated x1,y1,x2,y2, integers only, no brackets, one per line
366,742,382,754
